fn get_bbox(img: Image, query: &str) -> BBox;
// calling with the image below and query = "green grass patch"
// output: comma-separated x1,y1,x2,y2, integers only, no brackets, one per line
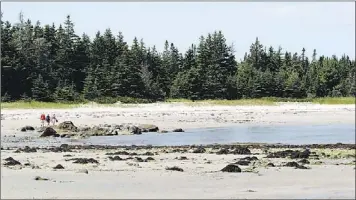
1,100,81,109
166,97,355,106
166,98,276,106
311,97,355,105
2,97,354,109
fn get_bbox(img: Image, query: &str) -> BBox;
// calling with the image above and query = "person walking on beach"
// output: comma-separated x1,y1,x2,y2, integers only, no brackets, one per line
51,114,58,126
40,113,46,127
45,114,51,126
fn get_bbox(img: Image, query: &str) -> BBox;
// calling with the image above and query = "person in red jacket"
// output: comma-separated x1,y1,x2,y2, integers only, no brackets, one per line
40,114,46,127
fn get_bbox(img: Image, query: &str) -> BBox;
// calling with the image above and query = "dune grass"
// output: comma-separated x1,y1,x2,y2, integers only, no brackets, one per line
312,97,355,105
166,98,276,106
1,97,354,109
0,100,82,109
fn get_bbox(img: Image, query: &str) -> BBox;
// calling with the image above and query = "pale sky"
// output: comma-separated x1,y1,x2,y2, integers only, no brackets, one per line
1,2,355,60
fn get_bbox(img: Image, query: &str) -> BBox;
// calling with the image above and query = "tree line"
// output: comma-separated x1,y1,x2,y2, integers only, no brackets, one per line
1,14,355,103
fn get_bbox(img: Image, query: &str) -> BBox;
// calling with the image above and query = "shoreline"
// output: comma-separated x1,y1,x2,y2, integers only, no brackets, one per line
1,102,355,199
1,103,355,135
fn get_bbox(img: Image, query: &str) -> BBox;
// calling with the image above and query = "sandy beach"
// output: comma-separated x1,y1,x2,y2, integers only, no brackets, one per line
1,103,355,199
1,103,355,134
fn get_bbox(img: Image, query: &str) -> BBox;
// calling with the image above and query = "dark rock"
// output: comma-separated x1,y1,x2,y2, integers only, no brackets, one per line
134,157,144,162
4,157,21,166
21,126,35,132
58,121,79,132
172,128,184,132
142,152,154,156
216,148,230,155
267,149,310,159
166,166,184,172
23,146,37,153
60,144,69,150
231,147,251,155
235,160,251,166
145,157,155,162
34,176,49,181
192,147,206,153
284,161,309,169
24,163,31,166
40,127,57,137
285,161,299,167
176,156,188,160
298,159,310,164
221,164,242,173
15,146,37,153
240,156,258,161
160,130,168,133
138,124,159,132
53,164,65,169
266,163,275,167
70,158,99,164
63,154,73,157
108,156,124,161
106,151,130,156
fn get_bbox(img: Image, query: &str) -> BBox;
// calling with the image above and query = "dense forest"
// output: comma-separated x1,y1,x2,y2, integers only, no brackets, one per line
1,14,355,103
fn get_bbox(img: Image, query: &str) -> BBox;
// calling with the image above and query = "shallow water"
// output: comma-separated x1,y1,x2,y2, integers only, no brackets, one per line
2,124,355,148
82,124,356,146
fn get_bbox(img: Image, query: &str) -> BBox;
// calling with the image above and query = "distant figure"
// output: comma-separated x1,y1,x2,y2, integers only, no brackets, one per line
51,114,58,126
40,114,46,127
46,114,51,126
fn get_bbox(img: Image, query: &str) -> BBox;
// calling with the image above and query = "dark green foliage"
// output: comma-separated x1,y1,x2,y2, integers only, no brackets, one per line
1,13,355,103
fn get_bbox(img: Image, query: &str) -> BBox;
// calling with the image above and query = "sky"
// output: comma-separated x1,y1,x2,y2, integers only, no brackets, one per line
1,2,355,60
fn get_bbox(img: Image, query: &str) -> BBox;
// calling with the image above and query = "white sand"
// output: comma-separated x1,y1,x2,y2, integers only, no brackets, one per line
1,103,355,134
1,149,355,199
1,102,355,199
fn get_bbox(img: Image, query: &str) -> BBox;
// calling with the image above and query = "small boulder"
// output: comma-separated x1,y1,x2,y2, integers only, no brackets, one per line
134,157,144,162
145,157,155,162
40,127,58,137
192,147,206,153
138,124,159,132
160,130,169,133
284,161,309,169
142,152,154,156
20,126,35,132
221,164,242,173
176,156,188,160
266,163,275,167
241,156,259,161
58,121,78,132
70,158,99,164
34,176,49,181
216,148,230,155
166,166,184,172
53,164,65,169
172,128,184,132
235,160,250,166
4,157,21,166
108,156,124,161
298,159,310,164
231,147,251,155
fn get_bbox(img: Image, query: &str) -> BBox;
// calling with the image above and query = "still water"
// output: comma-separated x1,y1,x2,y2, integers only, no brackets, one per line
82,124,355,146
2,124,355,148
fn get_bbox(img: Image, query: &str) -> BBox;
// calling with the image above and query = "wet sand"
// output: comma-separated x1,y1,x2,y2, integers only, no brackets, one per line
1,145,355,199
